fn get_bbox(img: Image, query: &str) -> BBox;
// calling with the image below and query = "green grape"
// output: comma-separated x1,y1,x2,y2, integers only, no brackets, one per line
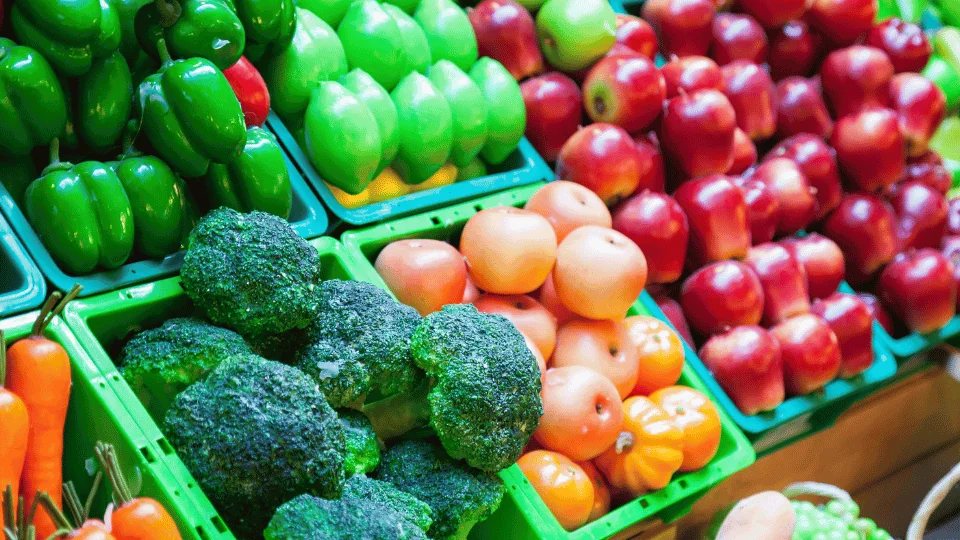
839,512,858,526
826,530,846,540
795,501,817,514
813,533,830,540
844,532,860,540
843,500,861,518
868,530,891,540
853,518,876,535
826,501,847,517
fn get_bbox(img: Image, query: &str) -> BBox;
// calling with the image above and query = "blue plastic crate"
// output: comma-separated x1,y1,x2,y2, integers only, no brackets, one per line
0,213,45,317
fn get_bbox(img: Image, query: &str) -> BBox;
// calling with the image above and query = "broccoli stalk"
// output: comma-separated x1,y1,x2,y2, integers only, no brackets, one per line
338,409,381,477
364,304,543,473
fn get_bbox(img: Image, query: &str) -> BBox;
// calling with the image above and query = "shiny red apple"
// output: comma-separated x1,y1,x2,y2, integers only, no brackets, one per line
865,18,932,74
942,236,960,312
728,128,757,175
781,233,845,300
734,176,779,245
660,55,724,97
746,242,811,326
856,292,896,335
902,160,952,195
890,180,948,250
737,0,807,28
949,198,960,235
822,194,898,285
584,55,666,134
654,294,696,345
749,158,816,237
641,0,716,58
710,13,768,65
521,73,582,162
615,13,659,60
767,134,843,220
775,77,834,139
770,314,842,395
556,124,643,206
699,326,785,415
807,0,878,46
470,0,543,80
674,174,751,266
879,249,957,334
821,45,894,118
612,191,688,284
634,135,666,193
721,61,777,141
889,72,947,158
768,20,822,81
830,107,905,194
811,293,875,378
680,260,765,336
661,89,737,177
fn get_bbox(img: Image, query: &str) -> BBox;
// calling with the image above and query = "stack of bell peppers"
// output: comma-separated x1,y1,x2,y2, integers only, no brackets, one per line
0,0,294,275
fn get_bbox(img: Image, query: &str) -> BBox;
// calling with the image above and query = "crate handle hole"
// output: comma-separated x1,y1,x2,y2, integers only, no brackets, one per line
639,498,650,509
212,517,228,533
157,438,174,455
430,216,442,226
679,479,689,489
139,446,156,464
196,527,210,540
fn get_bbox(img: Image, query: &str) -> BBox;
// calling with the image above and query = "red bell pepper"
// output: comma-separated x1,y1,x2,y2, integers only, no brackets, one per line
223,56,270,127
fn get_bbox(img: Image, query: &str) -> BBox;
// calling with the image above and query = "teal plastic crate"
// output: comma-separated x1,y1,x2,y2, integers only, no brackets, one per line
1,312,218,539
0,149,328,298
638,292,898,456
342,184,756,538
0,214,45,318
267,112,554,229
63,237,375,539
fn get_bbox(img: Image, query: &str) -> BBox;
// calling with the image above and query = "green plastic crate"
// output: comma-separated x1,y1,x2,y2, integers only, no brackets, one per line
267,113,554,229
0,214,45,318
341,185,756,538
0,312,217,539
63,237,375,539
0,148,328,298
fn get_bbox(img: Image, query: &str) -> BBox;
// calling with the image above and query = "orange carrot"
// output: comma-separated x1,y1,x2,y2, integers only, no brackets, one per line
94,443,182,540
6,286,81,538
0,330,30,533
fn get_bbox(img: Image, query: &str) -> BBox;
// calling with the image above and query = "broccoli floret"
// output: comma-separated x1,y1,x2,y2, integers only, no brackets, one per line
376,440,505,540
180,208,323,338
118,317,254,422
264,493,428,540
294,280,422,407
164,354,345,538
366,304,542,472
342,475,433,533
338,409,380,476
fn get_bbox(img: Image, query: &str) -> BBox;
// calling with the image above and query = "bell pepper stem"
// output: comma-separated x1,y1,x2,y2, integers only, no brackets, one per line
156,38,174,66
156,0,182,28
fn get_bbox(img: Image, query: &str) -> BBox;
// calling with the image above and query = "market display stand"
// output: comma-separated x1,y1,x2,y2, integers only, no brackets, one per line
675,349,960,538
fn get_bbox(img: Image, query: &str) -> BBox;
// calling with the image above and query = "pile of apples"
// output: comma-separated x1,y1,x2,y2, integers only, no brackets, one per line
470,0,960,415
374,181,722,530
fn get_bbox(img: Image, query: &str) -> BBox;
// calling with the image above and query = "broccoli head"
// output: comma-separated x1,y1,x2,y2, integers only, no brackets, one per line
338,409,380,476
180,208,323,338
118,317,254,422
164,354,345,537
366,304,542,472
375,440,505,540
294,280,422,407
342,474,432,533
264,493,428,540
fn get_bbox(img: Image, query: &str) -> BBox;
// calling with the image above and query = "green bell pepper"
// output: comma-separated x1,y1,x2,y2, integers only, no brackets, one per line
117,0,152,62
134,39,246,178
0,39,67,159
61,51,135,154
23,139,135,274
109,152,192,258
234,0,296,48
199,127,293,219
11,0,122,76
136,0,246,70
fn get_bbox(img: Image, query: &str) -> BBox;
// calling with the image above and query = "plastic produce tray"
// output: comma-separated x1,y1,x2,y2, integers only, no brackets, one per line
0,213,45,318
638,292,897,456
341,184,756,537
0,312,219,540
63,237,374,540
0,149,328,298
266,113,554,229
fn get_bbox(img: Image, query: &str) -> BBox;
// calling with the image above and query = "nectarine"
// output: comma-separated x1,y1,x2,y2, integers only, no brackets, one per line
525,181,613,242
375,239,467,316
461,207,558,294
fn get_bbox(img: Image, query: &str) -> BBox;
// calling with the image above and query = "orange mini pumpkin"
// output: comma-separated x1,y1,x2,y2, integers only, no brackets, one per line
594,396,684,496
622,316,685,396
518,450,595,531
650,386,722,472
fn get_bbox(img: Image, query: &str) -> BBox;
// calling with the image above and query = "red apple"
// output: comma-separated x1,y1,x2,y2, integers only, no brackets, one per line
470,0,543,80
699,326,784,415
767,134,843,220
734,176,779,245
634,135,666,193
807,0,878,46
615,14,659,60
889,73,947,158
856,292,896,335
775,77,834,140
661,90,738,177
655,295,697,345
822,194,897,285
890,180,948,250
745,242,811,325
556,124,643,206
710,13,768,65
749,158,816,237
680,260,765,336
728,128,758,175
641,0,716,58
674,174,751,266
830,108,905,194
781,233,845,300
770,314,842,395
942,236,960,312
811,293,875,378
821,45,894,118
584,56,666,134
521,73,582,162
879,249,957,334
950,198,960,235
768,20,822,81
721,61,777,141
612,191,689,284
865,18,932,74
737,0,807,28
902,160,952,195
660,55,724,98
605,43,644,60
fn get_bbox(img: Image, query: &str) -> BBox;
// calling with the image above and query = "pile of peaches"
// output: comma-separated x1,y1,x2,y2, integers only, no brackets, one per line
374,181,722,531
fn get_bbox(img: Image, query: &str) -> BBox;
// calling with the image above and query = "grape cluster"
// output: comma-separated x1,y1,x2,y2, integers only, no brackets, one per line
791,499,893,540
